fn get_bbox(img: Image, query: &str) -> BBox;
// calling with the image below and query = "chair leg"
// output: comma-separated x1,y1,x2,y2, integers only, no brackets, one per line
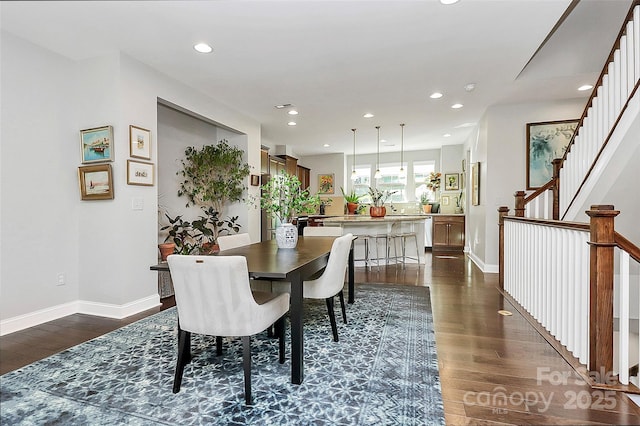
173,328,191,394
216,336,223,356
275,315,286,363
326,297,339,342
242,335,253,405
338,290,347,324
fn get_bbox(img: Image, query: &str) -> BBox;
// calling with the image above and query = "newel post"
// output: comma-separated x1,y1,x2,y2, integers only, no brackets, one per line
585,205,619,382
514,191,525,217
497,206,510,290
552,159,562,220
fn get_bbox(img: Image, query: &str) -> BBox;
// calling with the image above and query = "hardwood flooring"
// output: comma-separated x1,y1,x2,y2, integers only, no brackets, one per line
2,252,639,425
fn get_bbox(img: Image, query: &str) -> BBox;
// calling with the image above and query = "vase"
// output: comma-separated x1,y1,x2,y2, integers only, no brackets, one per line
158,243,175,261
347,202,358,215
275,222,298,248
369,206,386,218
422,204,432,213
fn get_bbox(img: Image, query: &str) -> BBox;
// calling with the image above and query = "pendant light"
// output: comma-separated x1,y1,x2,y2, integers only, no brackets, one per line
374,126,381,179
399,123,406,178
351,128,357,180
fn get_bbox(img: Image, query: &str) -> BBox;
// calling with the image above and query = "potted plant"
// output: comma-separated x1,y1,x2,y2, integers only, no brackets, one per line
426,171,442,201
455,192,464,214
175,139,251,249
341,187,362,214
261,171,320,248
367,187,397,218
420,193,433,214
160,213,199,256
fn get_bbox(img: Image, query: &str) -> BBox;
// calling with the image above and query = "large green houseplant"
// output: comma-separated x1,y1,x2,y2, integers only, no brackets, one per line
261,171,320,248
173,139,251,251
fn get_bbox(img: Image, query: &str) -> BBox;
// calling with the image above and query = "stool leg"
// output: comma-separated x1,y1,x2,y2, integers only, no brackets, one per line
413,234,421,265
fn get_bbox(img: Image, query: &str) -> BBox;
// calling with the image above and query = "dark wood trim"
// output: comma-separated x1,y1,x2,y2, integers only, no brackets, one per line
503,215,590,232
523,179,555,203
615,231,640,263
514,191,525,217
497,206,509,290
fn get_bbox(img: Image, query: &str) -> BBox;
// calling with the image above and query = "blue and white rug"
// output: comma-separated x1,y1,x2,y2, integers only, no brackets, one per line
1,284,444,425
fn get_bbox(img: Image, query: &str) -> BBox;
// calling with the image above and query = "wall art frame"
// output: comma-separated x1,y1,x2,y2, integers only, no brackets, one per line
318,173,335,194
471,162,480,206
78,163,114,200
444,173,459,191
80,125,114,163
127,159,154,186
526,119,578,189
129,125,151,160
250,175,260,186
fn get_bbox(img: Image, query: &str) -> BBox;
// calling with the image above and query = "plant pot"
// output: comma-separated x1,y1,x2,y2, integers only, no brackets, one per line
347,202,358,215
158,242,175,261
369,206,386,218
275,222,298,248
200,242,219,255
422,204,432,213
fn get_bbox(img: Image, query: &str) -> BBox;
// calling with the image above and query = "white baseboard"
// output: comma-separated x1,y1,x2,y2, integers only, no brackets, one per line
0,294,161,336
467,251,499,274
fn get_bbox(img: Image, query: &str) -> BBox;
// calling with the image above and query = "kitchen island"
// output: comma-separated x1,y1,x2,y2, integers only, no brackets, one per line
322,215,426,266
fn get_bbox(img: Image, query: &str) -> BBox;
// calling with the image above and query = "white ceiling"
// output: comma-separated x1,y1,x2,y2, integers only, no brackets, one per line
0,0,633,156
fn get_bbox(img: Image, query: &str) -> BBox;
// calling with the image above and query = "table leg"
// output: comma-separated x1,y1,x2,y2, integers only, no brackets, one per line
348,242,355,304
289,271,304,384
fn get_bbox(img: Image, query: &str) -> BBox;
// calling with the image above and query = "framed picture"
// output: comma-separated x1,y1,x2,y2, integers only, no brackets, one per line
441,195,450,206
250,175,260,186
471,162,480,206
318,173,335,194
78,164,114,200
526,119,578,189
460,172,466,190
129,125,151,160
127,160,154,186
80,125,114,163
444,173,459,191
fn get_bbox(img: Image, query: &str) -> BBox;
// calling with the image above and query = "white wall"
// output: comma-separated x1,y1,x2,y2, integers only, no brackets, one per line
467,98,585,272
0,32,261,332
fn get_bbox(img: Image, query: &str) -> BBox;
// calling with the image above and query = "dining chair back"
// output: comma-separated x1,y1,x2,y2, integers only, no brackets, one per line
217,233,251,251
303,233,353,341
303,226,343,237
167,254,290,405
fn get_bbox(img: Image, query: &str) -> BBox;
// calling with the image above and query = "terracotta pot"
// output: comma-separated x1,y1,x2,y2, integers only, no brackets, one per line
422,204,432,213
347,202,358,215
369,206,386,218
158,243,175,261
200,242,220,255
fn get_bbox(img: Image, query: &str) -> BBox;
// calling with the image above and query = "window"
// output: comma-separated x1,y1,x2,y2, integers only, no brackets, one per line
413,161,436,202
376,163,406,202
352,166,371,203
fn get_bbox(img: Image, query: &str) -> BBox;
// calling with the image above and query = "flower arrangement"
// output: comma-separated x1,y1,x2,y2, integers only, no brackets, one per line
426,172,442,192
367,187,397,207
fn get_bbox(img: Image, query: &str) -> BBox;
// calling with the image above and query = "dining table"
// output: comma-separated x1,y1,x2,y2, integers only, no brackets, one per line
150,236,355,385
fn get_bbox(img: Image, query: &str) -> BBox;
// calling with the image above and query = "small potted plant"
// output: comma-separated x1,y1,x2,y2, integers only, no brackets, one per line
426,172,442,200
420,193,433,213
340,187,362,214
455,192,464,214
367,187,396,218
261,171,320,248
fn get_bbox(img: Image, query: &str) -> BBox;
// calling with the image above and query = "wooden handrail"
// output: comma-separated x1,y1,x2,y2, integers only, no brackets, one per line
503,215,590,232
615,231,640,263
523,178,555,203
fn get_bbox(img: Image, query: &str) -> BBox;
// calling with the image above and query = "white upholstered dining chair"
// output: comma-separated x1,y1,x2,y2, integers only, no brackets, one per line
167,254,290,405
217,233,251,251
303,233,353,342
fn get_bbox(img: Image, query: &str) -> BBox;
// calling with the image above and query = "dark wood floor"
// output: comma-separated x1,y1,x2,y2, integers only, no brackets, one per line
2,252,639,425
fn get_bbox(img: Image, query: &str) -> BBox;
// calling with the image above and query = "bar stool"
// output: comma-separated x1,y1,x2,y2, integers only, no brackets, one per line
390,222,421,267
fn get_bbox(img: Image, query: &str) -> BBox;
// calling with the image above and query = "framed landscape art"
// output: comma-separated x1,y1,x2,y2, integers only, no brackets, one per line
80,125,113,163
78,164,114,200
129,125,151,160
526,119,578,189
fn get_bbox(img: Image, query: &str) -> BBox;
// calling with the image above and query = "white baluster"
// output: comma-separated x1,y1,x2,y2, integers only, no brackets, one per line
608,63,616,139
579,232,589,365
614,49,622,117
619,250,630,384
566,230,576,354
621,35,628,112
627,21,635,92
635,6,639,80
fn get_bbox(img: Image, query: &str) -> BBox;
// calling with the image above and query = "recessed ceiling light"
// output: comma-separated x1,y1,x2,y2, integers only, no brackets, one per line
578,84,593,91
193,43,213,53
288,110,298,115
440,0,459,4
430,92,443,99
451,103,463,109
464,83,476,92
323,144,330,147
363,113,374,118
287,121,297,126
443,133,451,137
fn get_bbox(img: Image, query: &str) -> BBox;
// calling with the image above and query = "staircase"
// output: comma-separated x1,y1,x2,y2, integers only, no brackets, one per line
499,1,640,394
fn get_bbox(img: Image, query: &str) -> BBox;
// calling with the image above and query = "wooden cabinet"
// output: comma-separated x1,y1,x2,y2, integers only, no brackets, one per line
297,165,310,189
432,215,465,251
277,155,298,176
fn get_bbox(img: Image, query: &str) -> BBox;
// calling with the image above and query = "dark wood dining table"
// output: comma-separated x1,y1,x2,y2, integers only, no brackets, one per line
150,236,355,385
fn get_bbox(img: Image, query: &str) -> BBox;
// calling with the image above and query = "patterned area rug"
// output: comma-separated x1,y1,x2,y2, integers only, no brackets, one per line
1,284,444,425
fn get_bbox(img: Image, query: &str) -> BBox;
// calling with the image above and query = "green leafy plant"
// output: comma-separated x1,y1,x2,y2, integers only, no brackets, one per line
420,192,432,205
341,187,363,203
367,187,397,207
160,213,198,255
426,172,442,192
261,171,320,223
176,139,250,243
